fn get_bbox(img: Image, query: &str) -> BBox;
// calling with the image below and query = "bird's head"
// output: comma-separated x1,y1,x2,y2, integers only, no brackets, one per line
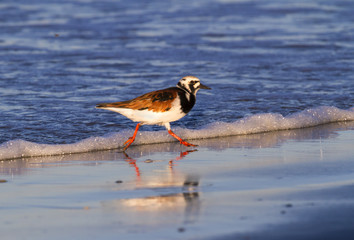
176,76,211,95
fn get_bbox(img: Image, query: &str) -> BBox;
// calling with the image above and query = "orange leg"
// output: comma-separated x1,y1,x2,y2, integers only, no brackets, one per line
167,129,197,147
123,123,140,151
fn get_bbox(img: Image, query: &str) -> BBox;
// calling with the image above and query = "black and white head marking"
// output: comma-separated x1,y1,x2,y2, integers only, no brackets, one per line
177,76,205,95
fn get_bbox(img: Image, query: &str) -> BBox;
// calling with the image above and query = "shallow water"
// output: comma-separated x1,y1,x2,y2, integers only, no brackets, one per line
0,0,353,152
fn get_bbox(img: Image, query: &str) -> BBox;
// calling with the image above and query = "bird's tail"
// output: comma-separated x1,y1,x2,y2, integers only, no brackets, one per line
95,103,108,109
96,101,130,109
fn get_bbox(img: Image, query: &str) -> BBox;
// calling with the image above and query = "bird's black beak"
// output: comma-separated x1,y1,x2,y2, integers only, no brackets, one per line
199,83,211,90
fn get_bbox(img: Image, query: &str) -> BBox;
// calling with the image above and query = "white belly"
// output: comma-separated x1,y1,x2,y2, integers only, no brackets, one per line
103,100,186,125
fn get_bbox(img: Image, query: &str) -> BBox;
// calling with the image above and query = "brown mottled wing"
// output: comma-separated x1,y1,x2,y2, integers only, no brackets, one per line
96,87,178,112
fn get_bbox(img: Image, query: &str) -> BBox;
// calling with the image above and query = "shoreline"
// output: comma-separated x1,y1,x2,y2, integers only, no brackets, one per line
1,119,354,162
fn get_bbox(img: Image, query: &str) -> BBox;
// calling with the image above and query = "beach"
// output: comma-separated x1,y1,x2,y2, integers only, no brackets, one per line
1,121,354,240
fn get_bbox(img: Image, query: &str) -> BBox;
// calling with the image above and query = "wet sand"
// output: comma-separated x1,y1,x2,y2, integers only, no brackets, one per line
1,121,354,240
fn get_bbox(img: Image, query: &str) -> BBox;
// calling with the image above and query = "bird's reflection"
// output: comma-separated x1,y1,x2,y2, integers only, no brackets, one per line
103,150,202,225
122,149,197,179
123,152,141,179
169,149,198,169
103,174,201,226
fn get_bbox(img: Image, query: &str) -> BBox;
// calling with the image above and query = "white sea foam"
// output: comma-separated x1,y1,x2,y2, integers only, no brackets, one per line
0,106,353,160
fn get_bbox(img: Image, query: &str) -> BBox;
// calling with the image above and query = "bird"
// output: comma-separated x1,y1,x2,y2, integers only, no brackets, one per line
96,76,211,151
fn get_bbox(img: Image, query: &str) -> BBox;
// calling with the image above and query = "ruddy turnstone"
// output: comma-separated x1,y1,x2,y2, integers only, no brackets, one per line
96,76,211,151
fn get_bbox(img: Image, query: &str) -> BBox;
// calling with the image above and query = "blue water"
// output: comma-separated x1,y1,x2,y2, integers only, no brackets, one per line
0,0,353,158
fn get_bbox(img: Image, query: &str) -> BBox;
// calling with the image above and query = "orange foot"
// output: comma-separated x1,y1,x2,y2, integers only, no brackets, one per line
123,123,140,151
168,129,198,147
123,137,135,151
179,140,198,147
